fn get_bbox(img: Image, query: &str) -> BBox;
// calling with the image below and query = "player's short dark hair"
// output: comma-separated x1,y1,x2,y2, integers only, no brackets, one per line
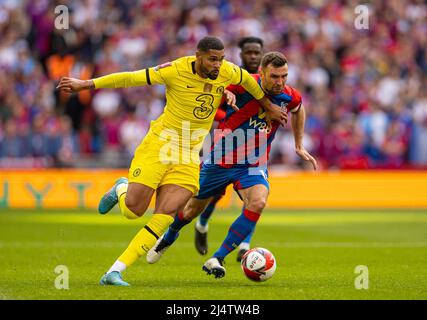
238,37,264,49
197,36,225,52
261,52,288,69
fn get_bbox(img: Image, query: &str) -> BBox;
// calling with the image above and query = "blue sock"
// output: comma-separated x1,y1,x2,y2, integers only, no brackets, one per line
213,208,260,258
198,195,222,227
241,229,254,246
163,212,191,245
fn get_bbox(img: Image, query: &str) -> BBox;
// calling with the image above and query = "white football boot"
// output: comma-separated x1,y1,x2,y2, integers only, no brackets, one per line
146,235,171,264
202,257,226,278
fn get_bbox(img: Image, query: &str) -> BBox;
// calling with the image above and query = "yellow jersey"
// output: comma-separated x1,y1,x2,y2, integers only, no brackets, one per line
93,56,265,149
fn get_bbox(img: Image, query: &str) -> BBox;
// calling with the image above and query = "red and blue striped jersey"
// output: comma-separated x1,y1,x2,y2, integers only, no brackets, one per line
208,74,302,167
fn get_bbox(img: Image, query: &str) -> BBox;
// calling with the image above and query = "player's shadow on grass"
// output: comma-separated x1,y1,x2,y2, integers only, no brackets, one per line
131,278,281,289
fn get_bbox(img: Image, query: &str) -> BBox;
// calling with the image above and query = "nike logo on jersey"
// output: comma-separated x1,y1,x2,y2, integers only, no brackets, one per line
187,85,195,88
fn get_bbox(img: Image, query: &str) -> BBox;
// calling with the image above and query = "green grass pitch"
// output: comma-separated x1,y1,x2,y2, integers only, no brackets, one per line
0,209,426,300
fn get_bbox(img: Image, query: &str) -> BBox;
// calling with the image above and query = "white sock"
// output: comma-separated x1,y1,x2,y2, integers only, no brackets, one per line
239,242,250,251
116,183,128,197
195,220,208,233
107,260,127,274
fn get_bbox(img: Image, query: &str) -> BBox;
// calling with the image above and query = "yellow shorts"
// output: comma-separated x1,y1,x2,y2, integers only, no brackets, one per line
128,131,200,195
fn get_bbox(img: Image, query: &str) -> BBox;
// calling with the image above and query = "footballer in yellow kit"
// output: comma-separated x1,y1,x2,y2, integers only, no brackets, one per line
93,55,265,195
57,36,286,286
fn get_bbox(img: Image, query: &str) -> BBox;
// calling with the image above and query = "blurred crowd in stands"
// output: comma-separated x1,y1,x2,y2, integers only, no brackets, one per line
0,0,426,169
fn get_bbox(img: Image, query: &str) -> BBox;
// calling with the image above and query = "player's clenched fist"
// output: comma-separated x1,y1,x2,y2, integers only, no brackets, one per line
56,77,94,93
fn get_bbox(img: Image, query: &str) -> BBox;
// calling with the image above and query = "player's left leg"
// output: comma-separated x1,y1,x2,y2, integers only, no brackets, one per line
195,193,224,255
197,194,223,229
227,184,268,255
236,229,255,262
203,173,269,278
100,184,193,286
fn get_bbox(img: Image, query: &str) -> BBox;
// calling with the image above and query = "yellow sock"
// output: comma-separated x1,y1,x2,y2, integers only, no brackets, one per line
118,213,174,267
117,183,139,219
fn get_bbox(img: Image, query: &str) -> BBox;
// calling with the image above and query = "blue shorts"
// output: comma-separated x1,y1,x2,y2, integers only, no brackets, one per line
195,163,269,199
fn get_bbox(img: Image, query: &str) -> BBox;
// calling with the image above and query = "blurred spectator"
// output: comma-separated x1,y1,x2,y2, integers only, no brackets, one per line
0,119,28,157
30,112,50,157
119,109,149,162
57,115,80,167
411,89,427,165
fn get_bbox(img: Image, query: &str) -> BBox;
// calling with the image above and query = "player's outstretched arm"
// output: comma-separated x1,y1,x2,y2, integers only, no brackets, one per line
291,104,317,170
56,77,94,93
57,69,154,93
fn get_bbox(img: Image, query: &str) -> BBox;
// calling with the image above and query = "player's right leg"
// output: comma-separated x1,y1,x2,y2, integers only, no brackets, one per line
202,257,226,278
98,131,167,219
98,176,129,214
98,180,155,219
203,169,270,278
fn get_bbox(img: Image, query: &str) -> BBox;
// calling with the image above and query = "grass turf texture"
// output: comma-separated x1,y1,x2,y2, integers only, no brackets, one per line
0,209,426,300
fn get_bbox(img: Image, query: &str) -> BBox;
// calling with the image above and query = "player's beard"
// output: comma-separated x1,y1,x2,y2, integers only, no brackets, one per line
201,63,219,80
265,84,283,96
208,71,219,80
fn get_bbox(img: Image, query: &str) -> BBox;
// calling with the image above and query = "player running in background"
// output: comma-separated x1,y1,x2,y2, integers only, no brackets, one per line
147,52,317,278
57,37,287,286
195,36,264,261
238,36,264,74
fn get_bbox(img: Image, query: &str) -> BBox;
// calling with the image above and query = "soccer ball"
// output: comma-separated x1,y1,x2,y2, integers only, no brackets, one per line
240,247,277,282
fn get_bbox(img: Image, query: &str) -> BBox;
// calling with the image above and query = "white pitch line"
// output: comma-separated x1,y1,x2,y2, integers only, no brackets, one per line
1,241,427,248
266,242,427,248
